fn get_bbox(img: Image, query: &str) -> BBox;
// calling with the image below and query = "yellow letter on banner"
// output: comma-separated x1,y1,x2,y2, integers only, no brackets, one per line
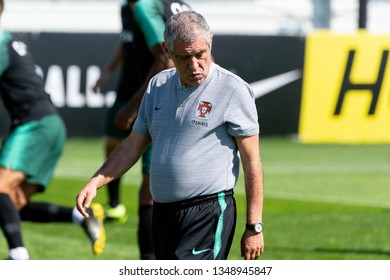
299,31,390,143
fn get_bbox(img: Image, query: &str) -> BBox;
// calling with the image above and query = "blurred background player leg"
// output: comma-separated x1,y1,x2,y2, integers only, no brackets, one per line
137,145,154,260
19,201,106,256
0,182,106,259
102,100,130,224
91,0,155,259
104,136,155,259
104,135,128,223
103,102,155,259
0,193,29,260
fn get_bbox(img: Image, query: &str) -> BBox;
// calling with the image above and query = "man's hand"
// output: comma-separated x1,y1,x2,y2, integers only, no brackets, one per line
240,230,264,260
92,70,112,93
114,100,139,130
76,184,98,218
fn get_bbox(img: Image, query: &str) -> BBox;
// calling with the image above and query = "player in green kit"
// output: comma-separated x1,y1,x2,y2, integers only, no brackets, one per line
0,0,105,259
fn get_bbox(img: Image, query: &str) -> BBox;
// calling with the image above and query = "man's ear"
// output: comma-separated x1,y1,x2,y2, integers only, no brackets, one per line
161,42,172,59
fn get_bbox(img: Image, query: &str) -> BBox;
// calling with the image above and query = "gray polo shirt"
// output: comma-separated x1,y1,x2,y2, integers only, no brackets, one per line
133,63,259,203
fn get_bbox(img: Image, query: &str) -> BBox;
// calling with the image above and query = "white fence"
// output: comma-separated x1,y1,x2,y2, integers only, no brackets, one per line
2,0,390,35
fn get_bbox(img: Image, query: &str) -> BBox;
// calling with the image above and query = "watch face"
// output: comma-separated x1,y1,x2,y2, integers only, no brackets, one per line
255,223,263,233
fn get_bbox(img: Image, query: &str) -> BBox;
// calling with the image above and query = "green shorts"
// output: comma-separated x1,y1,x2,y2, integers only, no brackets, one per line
0,115,66,191
142,144,152,175
105,99,132,139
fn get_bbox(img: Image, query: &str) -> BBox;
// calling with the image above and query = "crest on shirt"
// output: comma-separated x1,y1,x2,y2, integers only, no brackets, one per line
196,101,213,119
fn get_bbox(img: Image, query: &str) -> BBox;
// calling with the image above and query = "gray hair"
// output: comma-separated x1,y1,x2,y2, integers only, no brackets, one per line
164,11,212,54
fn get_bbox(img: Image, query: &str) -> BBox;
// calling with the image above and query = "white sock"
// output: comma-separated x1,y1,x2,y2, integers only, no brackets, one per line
9,247,29,260
72,207,85,225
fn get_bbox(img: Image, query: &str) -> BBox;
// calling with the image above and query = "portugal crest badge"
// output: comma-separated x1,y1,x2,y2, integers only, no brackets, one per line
196,101,213,119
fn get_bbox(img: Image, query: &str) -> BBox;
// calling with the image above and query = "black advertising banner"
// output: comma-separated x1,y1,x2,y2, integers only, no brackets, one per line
213,35,305,136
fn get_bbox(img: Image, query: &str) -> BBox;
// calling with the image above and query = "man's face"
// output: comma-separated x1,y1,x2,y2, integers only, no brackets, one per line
164,35,213,87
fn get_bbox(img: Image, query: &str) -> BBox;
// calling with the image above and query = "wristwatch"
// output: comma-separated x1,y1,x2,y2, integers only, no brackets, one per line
246,222,263,234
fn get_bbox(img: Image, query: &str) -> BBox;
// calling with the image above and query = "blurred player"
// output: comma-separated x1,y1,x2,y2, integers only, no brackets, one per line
91,0,154,259
114,0,191,129
0,0,105,259
92,0,144,224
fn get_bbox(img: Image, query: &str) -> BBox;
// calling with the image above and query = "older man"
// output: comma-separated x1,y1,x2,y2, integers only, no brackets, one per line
77,10,264,260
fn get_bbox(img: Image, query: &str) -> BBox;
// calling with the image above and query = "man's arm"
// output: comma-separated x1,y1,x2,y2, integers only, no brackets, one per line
235,134,265,260
114,43,174,129
92,43,123,93
76,131,151,217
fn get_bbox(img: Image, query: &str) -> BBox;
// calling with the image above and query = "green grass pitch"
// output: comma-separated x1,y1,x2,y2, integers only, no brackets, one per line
1,137,390,260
